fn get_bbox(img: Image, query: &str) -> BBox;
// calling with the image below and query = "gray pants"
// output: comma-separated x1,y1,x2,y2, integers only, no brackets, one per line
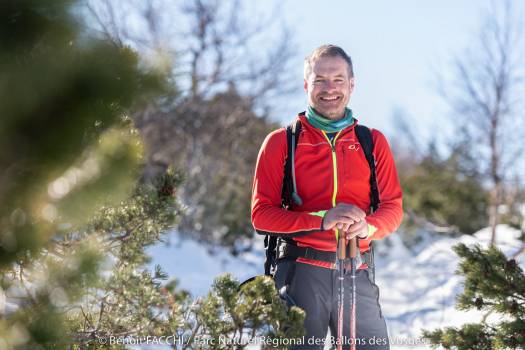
274,260,389,350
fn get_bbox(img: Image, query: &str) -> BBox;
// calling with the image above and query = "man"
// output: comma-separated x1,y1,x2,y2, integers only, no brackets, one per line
251,45,403,349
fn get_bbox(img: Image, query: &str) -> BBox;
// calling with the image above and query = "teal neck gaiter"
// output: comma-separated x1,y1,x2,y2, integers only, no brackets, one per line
306,106,354,132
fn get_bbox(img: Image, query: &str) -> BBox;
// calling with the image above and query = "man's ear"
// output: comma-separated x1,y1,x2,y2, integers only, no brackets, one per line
349,77,355,93
303,79,308,92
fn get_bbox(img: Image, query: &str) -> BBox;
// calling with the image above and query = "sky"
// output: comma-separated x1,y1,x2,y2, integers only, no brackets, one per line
252,0,524,144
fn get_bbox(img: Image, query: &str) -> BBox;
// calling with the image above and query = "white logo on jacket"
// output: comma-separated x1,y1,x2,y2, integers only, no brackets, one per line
348,143,360,151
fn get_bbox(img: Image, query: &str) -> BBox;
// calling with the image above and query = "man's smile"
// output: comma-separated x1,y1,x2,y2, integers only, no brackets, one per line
319,95,342,102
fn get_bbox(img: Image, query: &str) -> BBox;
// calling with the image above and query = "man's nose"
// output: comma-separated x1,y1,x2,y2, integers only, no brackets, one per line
323,80,337,92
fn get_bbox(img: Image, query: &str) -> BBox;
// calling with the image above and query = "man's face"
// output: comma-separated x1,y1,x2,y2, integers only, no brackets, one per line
304,56,355,120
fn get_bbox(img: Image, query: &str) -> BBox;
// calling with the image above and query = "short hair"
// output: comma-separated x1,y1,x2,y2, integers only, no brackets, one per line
304,44,354,79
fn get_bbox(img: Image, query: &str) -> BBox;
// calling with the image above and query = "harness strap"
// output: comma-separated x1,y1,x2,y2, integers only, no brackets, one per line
278,241,337,263
277,241,374,268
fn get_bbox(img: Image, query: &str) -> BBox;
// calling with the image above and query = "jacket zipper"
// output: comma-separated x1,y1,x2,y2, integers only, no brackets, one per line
322,130,343,240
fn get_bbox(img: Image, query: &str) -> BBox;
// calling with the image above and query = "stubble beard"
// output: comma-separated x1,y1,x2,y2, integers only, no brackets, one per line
311,91,348,120
314,102,346,121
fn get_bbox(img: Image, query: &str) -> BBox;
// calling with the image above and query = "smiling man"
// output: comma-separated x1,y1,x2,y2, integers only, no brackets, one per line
304,51,354,120
251,45,403,349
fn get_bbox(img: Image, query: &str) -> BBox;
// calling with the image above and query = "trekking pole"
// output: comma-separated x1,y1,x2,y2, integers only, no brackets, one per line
336,234,347,350
349,237,358,350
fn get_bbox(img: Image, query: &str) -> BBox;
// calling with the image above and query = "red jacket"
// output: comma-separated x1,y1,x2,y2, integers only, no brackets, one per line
251,114,403,268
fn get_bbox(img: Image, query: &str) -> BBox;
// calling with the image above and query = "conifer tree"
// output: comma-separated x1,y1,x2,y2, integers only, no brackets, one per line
66,170,305,349
0,1,305,348
0,0,162,347
423,243,525,349
400,141,489,235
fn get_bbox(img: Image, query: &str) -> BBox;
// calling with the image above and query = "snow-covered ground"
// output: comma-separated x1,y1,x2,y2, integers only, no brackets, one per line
147,225,524,349
373,225,523,349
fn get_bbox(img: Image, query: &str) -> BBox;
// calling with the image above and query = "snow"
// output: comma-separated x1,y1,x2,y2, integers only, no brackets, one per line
373,225,523,349
147,225,525,349
148,235,264,297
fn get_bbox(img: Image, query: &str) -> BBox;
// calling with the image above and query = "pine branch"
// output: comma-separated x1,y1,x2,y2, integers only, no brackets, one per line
81,305,95,331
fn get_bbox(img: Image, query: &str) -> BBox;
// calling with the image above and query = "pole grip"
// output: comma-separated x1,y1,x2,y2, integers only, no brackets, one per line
349,237,357,259
337,234,347,260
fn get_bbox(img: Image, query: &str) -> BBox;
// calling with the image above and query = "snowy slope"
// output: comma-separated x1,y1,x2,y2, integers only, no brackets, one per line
147,225,524,349
376,225,524,345
148,234,264,297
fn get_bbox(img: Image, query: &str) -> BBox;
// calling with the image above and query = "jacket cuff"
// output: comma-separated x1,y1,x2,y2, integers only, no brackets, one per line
309,210,327,230
309,210,327,217
367,223,378,239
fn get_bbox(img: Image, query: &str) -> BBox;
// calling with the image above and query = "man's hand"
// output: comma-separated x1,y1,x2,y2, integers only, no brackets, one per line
322,203,366,232
343,220,369,240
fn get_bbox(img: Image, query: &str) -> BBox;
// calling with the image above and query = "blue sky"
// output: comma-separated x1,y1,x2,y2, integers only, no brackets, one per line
255,0,524,144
